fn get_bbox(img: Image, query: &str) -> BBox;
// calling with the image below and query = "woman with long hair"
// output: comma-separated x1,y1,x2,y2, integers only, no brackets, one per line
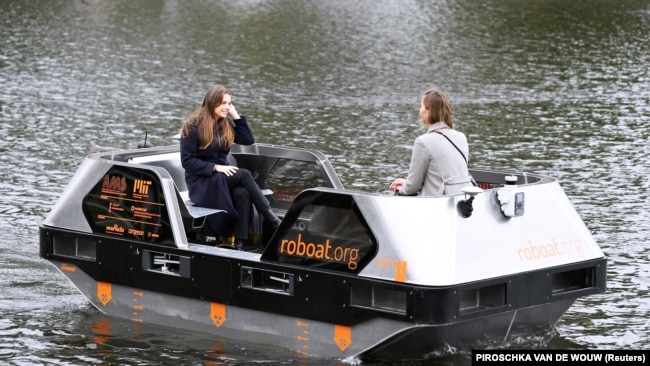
389,89,473,196
180,85,280,249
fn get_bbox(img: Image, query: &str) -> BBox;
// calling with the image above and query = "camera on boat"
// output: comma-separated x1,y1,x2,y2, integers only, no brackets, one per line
496,175,525,217
457,186,484,218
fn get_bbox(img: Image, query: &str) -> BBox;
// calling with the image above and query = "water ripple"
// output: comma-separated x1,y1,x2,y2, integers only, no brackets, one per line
1,0,649,364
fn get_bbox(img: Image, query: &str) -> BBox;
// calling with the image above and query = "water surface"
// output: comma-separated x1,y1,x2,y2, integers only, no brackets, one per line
1,0,648,364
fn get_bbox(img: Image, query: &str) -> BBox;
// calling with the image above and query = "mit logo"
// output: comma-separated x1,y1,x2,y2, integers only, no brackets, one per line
133,179,152,195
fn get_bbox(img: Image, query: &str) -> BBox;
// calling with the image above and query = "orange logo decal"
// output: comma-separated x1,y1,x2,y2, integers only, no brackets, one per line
97,281,112,306
102,175,127,193
61,263,76,272
210,302,227,328
334,324,352,352
280,233,360,270
394,260,407,282
133,179,152,196
518,238,585,262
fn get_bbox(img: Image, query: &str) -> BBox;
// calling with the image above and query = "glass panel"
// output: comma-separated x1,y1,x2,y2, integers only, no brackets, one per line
265,190,377,274
265,159,330,205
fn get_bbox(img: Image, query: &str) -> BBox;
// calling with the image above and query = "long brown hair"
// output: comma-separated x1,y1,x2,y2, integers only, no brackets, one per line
423,89,453,128
180,85,235,149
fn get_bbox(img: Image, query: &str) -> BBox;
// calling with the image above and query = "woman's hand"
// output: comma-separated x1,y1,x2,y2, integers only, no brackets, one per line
389,178,405,193
214,164,239,176
228,103,240,120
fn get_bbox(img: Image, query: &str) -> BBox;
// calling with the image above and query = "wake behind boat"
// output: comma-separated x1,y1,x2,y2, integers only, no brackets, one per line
39,142,606,360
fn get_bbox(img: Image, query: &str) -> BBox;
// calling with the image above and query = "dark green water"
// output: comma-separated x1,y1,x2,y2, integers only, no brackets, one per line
1,0,648,365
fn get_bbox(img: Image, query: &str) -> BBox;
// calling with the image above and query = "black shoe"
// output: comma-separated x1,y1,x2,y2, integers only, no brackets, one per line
263,209,281,228
234,238,261,252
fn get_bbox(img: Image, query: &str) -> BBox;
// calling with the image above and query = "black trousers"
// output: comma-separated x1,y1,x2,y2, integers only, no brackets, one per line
225,168,271,239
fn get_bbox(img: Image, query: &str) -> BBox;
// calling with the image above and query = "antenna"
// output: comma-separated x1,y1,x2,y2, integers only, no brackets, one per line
137,131,152,149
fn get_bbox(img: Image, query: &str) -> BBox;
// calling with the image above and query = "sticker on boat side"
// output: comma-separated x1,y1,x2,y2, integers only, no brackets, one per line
264,189,378,273
97,281,112,306
517,237,586,262
60,263,76,272
376,258,408,282
334,324,352,351
81,166,174,245
279,233,361,270
210,302,227,328
295,321,310,356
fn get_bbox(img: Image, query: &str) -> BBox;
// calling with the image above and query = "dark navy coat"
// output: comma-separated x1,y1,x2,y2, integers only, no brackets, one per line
179,117,255,234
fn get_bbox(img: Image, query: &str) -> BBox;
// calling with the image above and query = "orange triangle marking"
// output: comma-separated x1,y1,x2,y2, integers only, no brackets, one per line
334,324,351,352
210,302,227,328
97,281,112,306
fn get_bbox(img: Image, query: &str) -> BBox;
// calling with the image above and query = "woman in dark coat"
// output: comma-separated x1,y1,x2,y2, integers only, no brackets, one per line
179,85,281,248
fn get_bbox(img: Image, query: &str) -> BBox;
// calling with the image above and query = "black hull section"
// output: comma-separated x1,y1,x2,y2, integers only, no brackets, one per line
40,226,606,359
363,299,574,360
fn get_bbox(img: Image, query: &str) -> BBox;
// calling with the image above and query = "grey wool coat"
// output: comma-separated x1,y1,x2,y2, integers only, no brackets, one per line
398,121,472,197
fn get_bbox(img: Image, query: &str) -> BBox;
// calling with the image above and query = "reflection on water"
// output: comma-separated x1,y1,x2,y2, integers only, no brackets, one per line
1,0,649,364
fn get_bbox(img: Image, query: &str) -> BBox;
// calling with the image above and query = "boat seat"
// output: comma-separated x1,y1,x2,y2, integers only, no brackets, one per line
177,190,225,231
178,191,226,224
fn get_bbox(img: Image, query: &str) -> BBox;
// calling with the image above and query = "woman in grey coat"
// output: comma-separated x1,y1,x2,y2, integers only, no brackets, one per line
389,89,473,197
